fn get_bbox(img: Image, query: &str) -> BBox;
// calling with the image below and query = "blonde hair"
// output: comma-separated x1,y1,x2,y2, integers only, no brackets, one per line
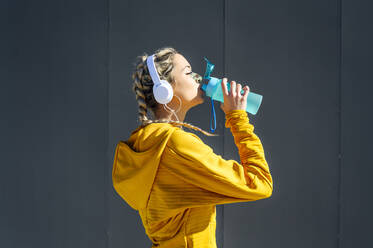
131,46,219,137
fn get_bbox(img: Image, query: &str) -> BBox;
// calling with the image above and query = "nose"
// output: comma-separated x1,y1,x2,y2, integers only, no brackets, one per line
191,72,203,84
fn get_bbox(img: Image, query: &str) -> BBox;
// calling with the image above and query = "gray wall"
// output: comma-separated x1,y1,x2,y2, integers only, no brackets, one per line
1,0,372,247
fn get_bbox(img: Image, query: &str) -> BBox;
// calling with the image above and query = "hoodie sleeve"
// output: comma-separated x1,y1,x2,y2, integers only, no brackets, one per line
161,109,273,206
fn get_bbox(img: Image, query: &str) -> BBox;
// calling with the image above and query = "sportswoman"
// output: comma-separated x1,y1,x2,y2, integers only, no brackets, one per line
112,47,273,248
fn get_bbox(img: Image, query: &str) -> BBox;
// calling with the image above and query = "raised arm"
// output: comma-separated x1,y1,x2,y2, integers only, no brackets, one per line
160,109,273,207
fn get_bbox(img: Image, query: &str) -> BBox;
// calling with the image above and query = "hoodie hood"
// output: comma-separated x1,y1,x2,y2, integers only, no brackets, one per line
112,123,180,210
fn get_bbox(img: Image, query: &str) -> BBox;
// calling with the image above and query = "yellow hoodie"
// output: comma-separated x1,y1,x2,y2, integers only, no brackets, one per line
112,109,273,248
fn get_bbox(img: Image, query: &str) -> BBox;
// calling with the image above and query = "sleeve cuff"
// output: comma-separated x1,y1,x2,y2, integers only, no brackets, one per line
225,110,248,128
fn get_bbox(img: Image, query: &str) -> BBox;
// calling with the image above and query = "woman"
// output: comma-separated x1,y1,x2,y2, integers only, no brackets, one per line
112,47,273,248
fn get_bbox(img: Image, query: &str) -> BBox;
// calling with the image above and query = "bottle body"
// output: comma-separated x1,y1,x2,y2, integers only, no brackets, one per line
201,77,262,115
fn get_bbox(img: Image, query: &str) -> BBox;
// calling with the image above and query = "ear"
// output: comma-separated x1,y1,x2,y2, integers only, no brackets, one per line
170,77,177,89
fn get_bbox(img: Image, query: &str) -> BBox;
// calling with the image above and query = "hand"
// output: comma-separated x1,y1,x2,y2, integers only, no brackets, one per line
220,78,250,114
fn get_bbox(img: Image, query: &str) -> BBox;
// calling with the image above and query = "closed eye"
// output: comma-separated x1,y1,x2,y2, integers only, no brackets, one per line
186,71,193,75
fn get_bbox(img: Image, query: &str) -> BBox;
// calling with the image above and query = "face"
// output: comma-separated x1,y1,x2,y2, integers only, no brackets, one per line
170,53,204,109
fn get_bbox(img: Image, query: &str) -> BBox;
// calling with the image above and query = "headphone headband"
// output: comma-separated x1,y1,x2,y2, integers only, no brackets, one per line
145,54,173,104
146,54,161,87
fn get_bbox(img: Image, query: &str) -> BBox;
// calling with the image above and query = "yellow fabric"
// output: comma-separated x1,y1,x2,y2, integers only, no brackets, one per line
112,109,273,247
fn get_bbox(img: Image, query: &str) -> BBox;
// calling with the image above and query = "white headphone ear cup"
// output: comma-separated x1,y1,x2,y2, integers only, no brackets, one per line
153,80,173,104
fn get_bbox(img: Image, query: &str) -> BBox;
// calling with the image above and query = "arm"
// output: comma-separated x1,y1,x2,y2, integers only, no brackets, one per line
161,109,273,206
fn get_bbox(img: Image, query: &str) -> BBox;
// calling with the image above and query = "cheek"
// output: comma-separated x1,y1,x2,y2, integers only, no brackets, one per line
177,76,197,100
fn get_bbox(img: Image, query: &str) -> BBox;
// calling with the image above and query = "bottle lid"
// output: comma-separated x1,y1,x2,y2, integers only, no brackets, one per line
203,57,215,80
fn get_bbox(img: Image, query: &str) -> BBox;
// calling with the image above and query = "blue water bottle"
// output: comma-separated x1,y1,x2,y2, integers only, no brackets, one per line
201,57,263,115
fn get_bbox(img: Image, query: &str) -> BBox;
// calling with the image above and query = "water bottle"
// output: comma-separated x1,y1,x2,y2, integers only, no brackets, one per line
200,57,263,115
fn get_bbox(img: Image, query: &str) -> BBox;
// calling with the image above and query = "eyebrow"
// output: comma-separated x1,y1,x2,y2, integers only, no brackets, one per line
182,65,192,71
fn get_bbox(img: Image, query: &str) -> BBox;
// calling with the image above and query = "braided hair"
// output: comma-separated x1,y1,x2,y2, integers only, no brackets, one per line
131,46,219,137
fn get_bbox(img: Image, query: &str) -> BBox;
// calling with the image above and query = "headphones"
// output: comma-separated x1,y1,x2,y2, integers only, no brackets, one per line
146,54,174,104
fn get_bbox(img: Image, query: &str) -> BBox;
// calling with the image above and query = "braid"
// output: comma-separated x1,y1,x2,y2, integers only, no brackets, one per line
130,47,219,137
141,119,219,137
132,62,151,123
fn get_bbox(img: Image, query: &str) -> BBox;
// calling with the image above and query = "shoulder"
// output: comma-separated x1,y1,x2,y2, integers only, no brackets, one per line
168,128,201,144
166,128,213,154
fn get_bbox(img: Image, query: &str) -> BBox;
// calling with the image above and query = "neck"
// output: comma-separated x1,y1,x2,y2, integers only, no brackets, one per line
154,94,191,123
155,105,188,122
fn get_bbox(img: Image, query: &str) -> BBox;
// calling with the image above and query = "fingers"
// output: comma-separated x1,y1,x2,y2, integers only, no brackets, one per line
231,81,236,97
236,83,242,97
243,85,250,99
221,78,228,96
222,78,249,100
